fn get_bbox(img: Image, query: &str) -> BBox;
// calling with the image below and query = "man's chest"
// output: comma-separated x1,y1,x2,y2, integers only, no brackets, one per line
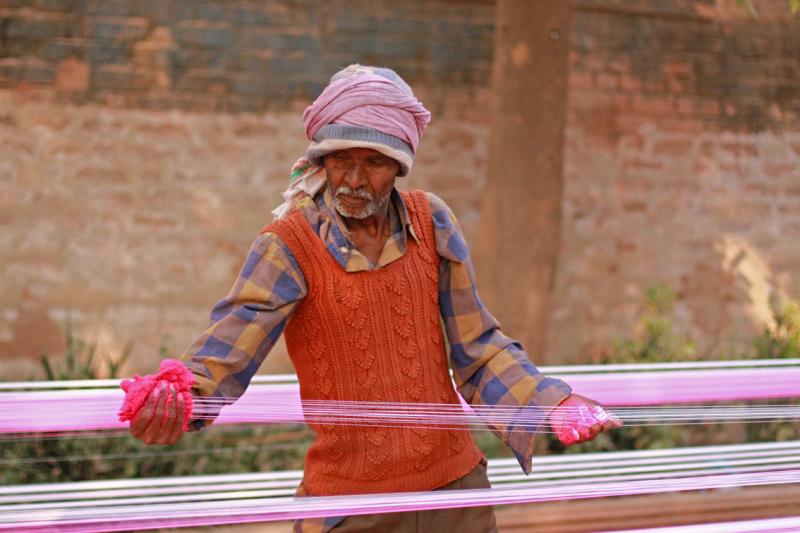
348,230,391,268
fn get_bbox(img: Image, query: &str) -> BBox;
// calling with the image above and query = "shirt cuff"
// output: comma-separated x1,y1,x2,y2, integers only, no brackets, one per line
509,377,573,475
184,366,223,431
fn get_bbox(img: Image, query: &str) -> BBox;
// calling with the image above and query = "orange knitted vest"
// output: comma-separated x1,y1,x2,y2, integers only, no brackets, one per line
265,189,482,496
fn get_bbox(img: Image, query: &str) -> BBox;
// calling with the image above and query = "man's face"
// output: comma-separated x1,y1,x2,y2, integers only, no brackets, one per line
323,147,399,220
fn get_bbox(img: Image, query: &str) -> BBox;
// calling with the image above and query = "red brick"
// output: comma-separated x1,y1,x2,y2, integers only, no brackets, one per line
697,100,721,116
676,98,695,115
662,61,692,76
93,64,149,91
630,95,675,115
87,16,148,41
641,79,667,93
596,73,619,91
615,177,655,194
657,117,706,134
718,162,746,175
607,61,629,74
653,139,693,157
615,115,649,133
776,204,800,215
623,158,664,172
612,94,630,108
764,163,798,178
619,75,642,92
54,57,89,93
744,182,781,195
133,212,179,229
667,77,688,93
568,72,594,91
618,132,645,152
621,199,648,212
720,142,758,158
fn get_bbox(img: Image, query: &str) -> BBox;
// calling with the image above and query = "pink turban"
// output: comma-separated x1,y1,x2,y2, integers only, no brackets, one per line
301,65,431,176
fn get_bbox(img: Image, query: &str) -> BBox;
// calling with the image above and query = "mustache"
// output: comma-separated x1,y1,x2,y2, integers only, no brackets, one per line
333,186,374,201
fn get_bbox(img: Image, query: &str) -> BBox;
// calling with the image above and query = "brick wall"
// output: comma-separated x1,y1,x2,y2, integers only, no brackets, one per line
1,0,799,376
0,0,493,377
550,0,800,361
0,0,493,111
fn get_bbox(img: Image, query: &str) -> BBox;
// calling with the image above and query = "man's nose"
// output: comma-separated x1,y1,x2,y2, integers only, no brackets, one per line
343,163,367,188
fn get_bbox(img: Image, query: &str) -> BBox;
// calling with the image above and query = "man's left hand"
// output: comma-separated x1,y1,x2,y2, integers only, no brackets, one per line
549,394,623,446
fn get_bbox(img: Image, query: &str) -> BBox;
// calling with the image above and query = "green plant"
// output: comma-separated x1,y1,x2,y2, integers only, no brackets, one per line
606,284,697,364
553,288,800,455
39,317,132,381
744,300,800,444
737,0,800,16
3,323,310,485
753,301,800,358
544,284,699,455
1,424,312,484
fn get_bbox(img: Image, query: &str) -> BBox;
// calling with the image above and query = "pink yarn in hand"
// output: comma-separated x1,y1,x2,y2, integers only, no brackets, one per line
551,396,612,446
118,359,195,431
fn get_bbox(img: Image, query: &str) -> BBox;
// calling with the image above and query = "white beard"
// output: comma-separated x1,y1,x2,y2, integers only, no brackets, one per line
332,185,391,219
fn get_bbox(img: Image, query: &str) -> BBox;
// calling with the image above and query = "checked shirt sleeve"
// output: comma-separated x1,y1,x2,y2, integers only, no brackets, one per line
181,231,306,430
428,193,572,474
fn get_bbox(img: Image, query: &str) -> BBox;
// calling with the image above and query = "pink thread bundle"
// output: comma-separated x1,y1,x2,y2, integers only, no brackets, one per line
551,397,612,445
118,359,194,431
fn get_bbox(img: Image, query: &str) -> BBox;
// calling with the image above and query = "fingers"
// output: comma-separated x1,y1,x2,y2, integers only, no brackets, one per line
163,383,176,431
128,382,186,446
175,389,186,432
557,427,580,445
141,382,169,444
603,416,623,431
130,383,162,439
554,399,622,445
165,387,186,445
577,422,593,441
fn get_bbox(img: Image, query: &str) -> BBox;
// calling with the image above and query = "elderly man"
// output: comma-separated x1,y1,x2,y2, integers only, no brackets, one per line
128,65,620,532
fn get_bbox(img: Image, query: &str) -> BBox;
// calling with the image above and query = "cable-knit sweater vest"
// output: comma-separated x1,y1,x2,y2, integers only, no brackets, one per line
265,189,482,496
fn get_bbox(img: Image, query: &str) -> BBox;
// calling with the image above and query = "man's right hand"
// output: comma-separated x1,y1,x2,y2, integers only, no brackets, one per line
129,381,187,445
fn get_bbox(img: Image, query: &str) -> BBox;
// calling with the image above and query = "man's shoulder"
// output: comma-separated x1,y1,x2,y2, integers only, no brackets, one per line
409,191,456,227
396,189,451,215
423,191,452,215
261,194,317,233
414,191,469,263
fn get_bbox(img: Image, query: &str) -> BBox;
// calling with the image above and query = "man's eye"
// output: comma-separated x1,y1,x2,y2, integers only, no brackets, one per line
369,158,385,166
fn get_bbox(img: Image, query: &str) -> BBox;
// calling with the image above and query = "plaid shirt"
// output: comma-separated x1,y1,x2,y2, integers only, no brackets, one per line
183,187,572,476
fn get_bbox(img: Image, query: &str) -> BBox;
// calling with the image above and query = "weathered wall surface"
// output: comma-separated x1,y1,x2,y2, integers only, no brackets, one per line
1,0,799,377
550,0,800,362
0,89,489,377
0,0,493,109
0,0,493,377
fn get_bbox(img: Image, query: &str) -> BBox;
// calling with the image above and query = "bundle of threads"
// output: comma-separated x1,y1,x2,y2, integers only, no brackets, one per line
118,359,194,431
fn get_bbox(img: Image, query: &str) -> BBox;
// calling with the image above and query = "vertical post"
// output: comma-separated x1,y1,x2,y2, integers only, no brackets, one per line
476,1,571,363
